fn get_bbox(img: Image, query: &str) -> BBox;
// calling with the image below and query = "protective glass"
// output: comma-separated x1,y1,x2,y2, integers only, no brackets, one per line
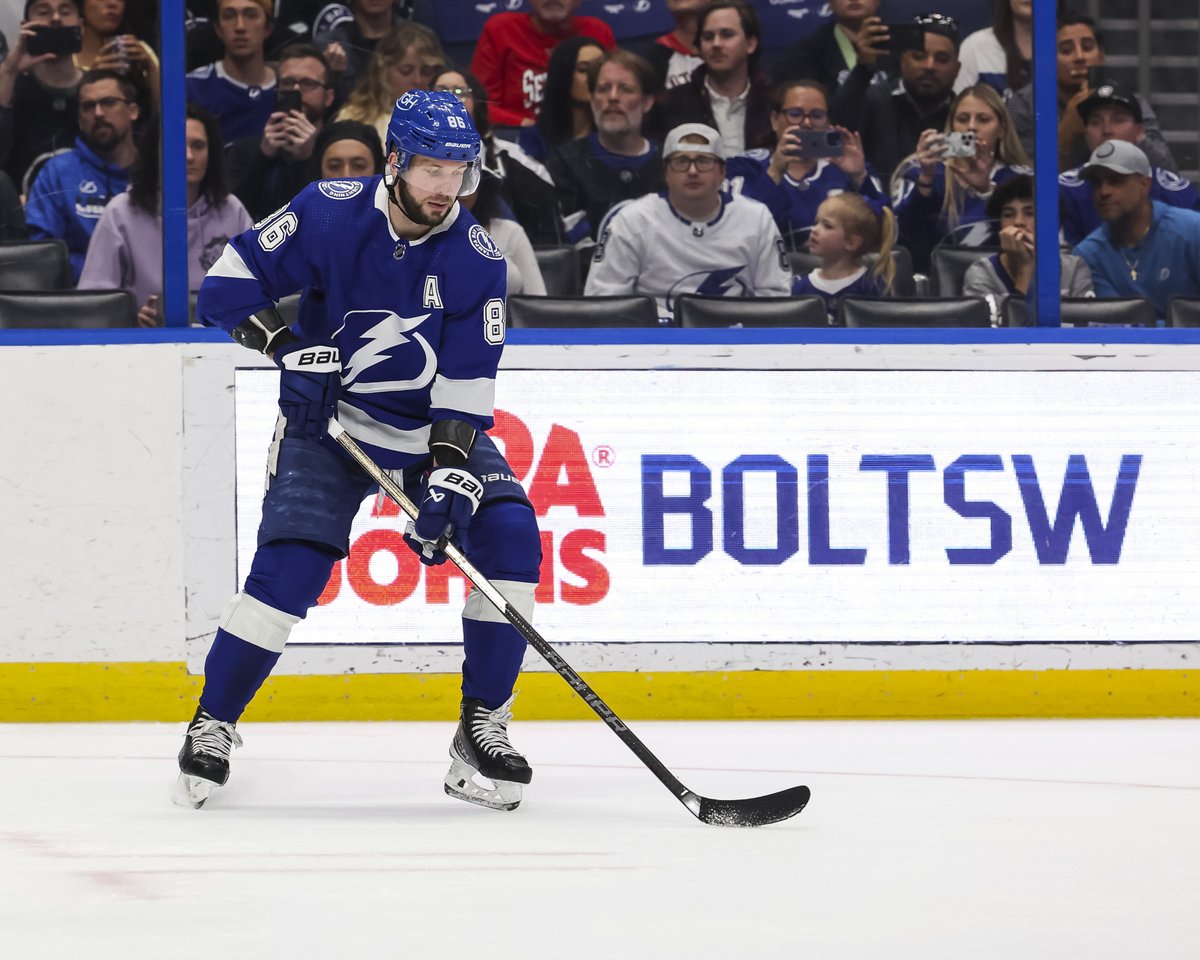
399,157,481,196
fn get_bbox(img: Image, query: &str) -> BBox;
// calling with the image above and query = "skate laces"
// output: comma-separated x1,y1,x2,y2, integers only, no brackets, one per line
188,714,244,758
468,696,520,758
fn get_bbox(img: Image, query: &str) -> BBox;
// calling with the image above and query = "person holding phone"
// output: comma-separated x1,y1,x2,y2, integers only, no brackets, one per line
726,78,888,247
76,0,160,113
773,0,892,96
0,0,86,190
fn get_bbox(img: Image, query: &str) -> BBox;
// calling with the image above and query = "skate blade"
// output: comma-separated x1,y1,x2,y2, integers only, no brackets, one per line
443,757,523,812
173,772,219,809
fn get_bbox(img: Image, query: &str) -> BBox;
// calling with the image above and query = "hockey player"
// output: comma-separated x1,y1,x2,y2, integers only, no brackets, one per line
176,89,542,813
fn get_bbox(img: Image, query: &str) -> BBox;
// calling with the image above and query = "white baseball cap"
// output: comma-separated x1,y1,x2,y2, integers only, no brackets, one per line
1081,139,1151,178
662,123,725,161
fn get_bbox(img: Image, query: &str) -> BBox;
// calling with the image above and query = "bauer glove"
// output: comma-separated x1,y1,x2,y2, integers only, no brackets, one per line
274,338,341,442
404,468,483,565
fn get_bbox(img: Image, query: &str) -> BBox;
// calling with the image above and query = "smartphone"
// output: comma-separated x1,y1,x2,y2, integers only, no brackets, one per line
1086,66,1108,89
25,23,82,57
885,23,927,56
943,131,976,158
795,129,843,159
275,89,303,114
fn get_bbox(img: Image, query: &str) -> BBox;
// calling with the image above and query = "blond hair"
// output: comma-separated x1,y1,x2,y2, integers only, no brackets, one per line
338,23,445,126
820,193,897,294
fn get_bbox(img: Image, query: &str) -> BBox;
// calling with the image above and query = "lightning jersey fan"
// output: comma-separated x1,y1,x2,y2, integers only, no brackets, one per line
583,190,792,320
197,177,507,470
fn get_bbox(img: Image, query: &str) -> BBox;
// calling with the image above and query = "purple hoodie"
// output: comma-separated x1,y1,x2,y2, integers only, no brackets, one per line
79,190,253,314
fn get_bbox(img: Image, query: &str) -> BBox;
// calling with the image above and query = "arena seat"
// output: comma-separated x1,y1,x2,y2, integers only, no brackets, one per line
840,296,992,328
0,239,71,290
1167,297,1200,327
0,289,137,328
532,246,582,296
788,245,917,297
1004,296,1157,328
507,294,660,328
676,295,830,328
930,245,1000,298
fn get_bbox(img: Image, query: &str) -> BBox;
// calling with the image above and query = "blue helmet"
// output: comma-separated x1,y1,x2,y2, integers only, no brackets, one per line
386,89,482,196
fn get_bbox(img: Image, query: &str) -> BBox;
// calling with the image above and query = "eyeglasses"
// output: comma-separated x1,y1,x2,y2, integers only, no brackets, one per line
666,154,720,172
433,85,472,102
80,97,134,113
780,107,827,124
278,78,328,92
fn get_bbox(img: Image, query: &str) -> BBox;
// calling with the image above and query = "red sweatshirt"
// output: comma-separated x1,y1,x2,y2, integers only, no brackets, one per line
470,13,616,127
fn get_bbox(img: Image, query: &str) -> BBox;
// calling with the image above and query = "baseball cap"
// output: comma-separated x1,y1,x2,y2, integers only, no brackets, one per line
663,123,725,161
1076,83,1143,123
1081,139,1151,178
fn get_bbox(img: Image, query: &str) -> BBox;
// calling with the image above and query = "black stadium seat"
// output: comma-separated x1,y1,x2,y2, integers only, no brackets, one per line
532,246,582,296
0,239,71,290
788,246,917,297
507,295,659,328
1168,297,1200,327
0,289,137,328
930,245,1000,298
841,296,992,328
1004,297,1156,327
676,295,830,327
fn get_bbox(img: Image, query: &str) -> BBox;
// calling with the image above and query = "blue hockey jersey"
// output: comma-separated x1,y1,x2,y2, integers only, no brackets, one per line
1059,164,1200,247
197,177,509,470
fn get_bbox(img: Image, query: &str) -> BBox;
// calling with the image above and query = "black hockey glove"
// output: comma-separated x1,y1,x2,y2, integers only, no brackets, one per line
404,468,483,565
274,337,341,442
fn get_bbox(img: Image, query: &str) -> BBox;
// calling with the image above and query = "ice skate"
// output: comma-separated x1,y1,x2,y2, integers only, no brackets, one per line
444,695,532,812
173,706,243,809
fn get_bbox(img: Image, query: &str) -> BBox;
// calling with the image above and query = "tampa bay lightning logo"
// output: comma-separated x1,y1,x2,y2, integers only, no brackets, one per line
666,266,749,314
397,90,421,111
468,223,504,260
340,310,435,395
318,179,364,200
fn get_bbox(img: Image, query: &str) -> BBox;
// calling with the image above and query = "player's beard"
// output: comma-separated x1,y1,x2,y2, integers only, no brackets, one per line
395,178,453,227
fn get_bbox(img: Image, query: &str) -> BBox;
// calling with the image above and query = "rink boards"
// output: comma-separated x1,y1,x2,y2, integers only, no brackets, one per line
2,331,1200,719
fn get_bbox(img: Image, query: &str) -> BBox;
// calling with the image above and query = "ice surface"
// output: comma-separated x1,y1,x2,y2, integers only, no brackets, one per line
1,719,1198,958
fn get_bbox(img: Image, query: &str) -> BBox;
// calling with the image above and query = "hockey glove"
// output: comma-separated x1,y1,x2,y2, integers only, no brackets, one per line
404,468,483,565
274,338,341,442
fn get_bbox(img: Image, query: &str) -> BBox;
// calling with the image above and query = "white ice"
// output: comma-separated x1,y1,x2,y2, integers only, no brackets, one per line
1,718,1198,958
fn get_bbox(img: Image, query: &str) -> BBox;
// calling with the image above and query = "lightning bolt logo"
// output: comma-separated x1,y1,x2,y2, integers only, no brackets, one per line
341,310,436,394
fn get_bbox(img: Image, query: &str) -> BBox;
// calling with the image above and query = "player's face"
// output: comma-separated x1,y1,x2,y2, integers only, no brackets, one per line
1087,169,1150,223
900,33,960,99
530,0,581,26
84,0,124,35
1085,105,1142,151
1000,198,1035,234
78,77,138,151
386,43,440,97
322,139,375,178
184,118,210,187
698,9,757,77
278,56,333,122
215,0,270,59
591,62,650,136
1057,24,1102,92
952,94,1001,159
664,149,724,206
396,155,467,226
571,45,604,105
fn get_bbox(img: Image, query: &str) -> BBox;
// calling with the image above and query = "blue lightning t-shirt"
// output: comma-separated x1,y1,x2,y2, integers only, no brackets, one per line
197,177,509,470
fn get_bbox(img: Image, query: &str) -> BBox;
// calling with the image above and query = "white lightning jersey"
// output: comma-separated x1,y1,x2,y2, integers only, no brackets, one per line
583,191,793,320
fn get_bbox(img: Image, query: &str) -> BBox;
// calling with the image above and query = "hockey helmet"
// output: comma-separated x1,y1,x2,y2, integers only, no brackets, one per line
386,89,481,196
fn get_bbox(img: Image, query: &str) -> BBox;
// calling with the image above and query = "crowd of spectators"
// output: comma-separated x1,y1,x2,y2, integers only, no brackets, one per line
0,0,1198,327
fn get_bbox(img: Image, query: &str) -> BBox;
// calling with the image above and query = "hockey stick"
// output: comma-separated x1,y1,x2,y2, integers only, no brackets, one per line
329,420,811,826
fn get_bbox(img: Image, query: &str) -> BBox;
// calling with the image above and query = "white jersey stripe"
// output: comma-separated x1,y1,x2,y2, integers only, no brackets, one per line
207,244,257,281
430,375,495,417
337,401,431,454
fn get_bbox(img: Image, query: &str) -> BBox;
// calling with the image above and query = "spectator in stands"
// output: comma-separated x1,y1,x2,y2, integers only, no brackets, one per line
432,65,562,245
1073,140,1200,321
728,79,888,248
77,0,160,111
794,193,897,321
1058,83,1198,247
470,0,616,129
893,83,1031,272
26,69,140,282
1007,12,1174,173
317,0,414,105
517,36,605,164
314,119,384,178
955,0,1030,97
963,174,1093,320
584,122,792,321
335,22,443,144
226,43,335,221
460,171,547,296
648,0,704,92
80,105,253,325
773,0,890,96
657,0,772,155
0,0,85,191
0,171,25,240
832,13,961,187
548,49,664,245
187,0,278,145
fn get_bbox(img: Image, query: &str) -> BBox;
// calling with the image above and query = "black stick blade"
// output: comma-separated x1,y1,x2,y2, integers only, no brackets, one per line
694,785,812,827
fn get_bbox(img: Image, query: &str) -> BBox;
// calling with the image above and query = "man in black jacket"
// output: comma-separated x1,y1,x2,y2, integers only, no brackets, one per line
773,0,891,95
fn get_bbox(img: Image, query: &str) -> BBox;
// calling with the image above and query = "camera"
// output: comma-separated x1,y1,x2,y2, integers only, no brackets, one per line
25,24,82,58
275,89,303,115
885,23,926,56
794,129,843,159
943,131,976,158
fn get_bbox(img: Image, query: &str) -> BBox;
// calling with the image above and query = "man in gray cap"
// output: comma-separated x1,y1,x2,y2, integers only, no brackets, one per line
1073,139,1200,320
